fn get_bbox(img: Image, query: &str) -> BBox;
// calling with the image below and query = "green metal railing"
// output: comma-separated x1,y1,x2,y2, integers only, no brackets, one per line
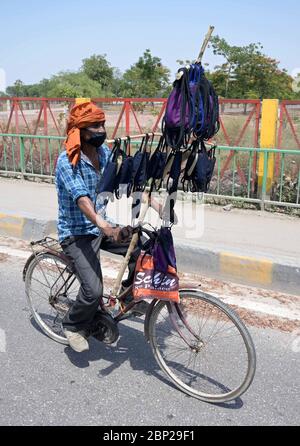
0,133,148,179
0,133,65,179
1,133,300,210
208,146,300,210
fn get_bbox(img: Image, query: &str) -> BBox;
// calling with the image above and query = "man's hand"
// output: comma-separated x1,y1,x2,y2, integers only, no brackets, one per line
102,225,122,242
105,225,134,244
95,216,120,242
96,215,133,243
76,197,133,242
118,225,134,243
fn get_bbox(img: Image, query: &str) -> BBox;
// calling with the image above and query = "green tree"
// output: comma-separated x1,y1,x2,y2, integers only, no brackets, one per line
110,68,124,97
46,71,103,98
82,54,114,94
210,36,263,98
234,54,294,99
120,49,171,97
6,79,28,96
6,78,55,97
209,35,294,99
292,73,300,99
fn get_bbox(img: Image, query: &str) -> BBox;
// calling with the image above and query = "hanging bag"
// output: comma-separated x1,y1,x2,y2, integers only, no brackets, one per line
131,135,152,220
195,76,220,140
181,141,199,192
163,63,220,146
115,137,134,199
192,141,216,193
162,67,193,150
133,227,180,303
96,138,123,202
189,64,205,132
132,134,151,192
146,136,168,194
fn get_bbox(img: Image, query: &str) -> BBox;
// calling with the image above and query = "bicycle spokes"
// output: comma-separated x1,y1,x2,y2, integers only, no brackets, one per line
148,292,256,403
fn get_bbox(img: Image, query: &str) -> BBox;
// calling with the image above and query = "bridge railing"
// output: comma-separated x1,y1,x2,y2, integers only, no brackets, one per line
1,133,299,211
0,97,260,143
208,146,300,211
0,97,262,176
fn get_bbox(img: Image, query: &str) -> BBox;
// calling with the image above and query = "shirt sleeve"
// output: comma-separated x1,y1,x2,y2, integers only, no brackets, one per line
56,158,90,203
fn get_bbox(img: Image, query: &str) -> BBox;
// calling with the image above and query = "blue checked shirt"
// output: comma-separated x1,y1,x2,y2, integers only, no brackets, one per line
55,144,112,243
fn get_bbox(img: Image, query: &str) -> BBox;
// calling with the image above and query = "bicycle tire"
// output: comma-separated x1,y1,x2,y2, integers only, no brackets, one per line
148,290,256,403
25,252,79,345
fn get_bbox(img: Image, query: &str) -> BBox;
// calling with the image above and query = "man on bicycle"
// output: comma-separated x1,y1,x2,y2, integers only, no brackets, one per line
55,101,151,353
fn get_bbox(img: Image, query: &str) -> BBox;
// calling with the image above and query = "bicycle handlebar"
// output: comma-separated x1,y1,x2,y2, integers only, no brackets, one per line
133,224,158,240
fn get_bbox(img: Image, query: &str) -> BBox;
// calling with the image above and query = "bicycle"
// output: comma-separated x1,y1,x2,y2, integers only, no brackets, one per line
23,224,256,404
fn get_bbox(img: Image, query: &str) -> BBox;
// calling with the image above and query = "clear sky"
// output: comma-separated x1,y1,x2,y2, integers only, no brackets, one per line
1,0,299,87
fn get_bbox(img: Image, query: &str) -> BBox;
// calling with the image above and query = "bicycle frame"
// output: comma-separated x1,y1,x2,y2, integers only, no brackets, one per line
24,198,192,338
110,201,150,298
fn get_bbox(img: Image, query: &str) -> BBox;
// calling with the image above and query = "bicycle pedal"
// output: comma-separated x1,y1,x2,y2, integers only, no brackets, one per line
53,302,70,314
90,312,119,345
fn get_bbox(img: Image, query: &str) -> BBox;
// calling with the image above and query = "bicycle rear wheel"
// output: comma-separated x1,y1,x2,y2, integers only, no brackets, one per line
148,290,256,403
25,252,80,344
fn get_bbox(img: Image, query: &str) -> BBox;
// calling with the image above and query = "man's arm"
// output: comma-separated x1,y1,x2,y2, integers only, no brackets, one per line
77,196,119,238
56,157,120,239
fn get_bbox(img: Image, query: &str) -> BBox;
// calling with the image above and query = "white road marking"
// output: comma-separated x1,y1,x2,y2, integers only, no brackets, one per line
214,293,300,321
291,329,300,353
0,329,6,353
0,246,30,259
0,243,299,322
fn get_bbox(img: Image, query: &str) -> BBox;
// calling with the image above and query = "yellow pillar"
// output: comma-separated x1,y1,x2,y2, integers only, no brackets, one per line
75,98,91,105
258,99,279,192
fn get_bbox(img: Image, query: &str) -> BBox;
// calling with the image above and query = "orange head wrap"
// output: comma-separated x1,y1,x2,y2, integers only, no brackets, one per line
65,101,106,167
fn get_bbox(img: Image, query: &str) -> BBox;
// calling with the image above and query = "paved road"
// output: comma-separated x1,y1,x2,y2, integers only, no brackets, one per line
1,176,300,263
0,251,299,426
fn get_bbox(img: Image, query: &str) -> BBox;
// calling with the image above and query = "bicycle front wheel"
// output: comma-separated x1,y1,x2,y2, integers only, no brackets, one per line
148,290,256,403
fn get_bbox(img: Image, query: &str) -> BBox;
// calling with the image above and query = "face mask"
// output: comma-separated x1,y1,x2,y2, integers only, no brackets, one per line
86,132,107,148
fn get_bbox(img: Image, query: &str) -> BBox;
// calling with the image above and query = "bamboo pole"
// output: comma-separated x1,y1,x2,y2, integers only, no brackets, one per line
196,25,215,63
111,201,150,297
106,28,216,300
176,25,215,80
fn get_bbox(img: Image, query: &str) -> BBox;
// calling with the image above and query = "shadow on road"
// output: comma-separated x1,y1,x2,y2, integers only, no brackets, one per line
29,316,243,409
64,319,180,393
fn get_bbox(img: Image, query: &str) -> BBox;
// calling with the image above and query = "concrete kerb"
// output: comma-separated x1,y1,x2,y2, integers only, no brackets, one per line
0,212,299,296
176,242,300,296
0,212,57,242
